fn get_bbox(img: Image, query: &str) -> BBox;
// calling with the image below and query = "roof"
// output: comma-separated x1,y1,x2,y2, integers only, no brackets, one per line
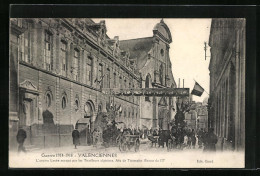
153,19,172,43
119,37,154,70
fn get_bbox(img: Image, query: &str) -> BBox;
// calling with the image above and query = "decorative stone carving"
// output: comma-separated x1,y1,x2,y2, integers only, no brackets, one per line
20,80,38,91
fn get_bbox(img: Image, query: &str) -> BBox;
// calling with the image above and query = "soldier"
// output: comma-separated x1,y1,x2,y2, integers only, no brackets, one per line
72,128,80,149
203,128,218,152
16,127,27,153
187,129,192,149
198,128,204,148
158,128,164,148
92,128,100,148
191,129,196,149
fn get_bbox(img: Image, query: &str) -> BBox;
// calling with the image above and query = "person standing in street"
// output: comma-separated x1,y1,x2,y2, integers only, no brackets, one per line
198,128,204,148
203,128,218,152
92,128,99,148
191,129,196,149
72,128,80,149
187,129,192,149
16,127,27,153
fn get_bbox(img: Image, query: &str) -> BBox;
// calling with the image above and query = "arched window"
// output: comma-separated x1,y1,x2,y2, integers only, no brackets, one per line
84,102,93,117
75,99,79,112
62,96,67,109
145,74,150,101
46,93,51,107
160,49,164,56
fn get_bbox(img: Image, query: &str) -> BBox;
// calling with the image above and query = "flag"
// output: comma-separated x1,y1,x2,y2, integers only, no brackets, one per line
191,82,204,97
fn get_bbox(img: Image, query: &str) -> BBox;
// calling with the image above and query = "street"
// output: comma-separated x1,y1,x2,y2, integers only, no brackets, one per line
9,138,244,168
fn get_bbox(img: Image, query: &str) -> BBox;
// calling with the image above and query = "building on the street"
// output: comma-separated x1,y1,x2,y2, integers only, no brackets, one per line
184,101,208,131
184,101,197,131
9,18,178,149
195,102,208,131
120,19,177,130
208,18,245,151
9,18,142,149
184,110,196,130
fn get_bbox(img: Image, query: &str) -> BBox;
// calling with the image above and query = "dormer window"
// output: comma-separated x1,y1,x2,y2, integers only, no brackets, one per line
101,29,105,36
160,49,164,56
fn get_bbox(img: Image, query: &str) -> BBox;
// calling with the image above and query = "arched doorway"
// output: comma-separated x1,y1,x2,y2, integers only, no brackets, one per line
75,100,95,146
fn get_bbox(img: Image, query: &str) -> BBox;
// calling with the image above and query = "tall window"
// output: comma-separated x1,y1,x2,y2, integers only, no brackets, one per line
18,30,30,63
159,64,163,85
106,68,110,88
62,96,67,109
119,76,122,89
145,75,150,101
98,64,103,89
73,49,79,81
113,73,117,88
124,78,127,89
60,41,67,76
44,31,53,71
86,57,93,84
18,34,24,61
46,93,51,108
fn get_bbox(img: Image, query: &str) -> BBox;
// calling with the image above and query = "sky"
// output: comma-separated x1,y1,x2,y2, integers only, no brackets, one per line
93,18,211,102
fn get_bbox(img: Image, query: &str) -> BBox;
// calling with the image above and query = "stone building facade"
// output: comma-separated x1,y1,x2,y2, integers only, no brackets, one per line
195,103,208,131
9,18,141,149
185,101,197,130
120,19,177,130
208,18,245,151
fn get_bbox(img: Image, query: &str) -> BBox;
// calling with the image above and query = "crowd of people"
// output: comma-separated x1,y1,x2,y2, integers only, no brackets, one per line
71,124,218,152
16,124,218,153
147,126,218,152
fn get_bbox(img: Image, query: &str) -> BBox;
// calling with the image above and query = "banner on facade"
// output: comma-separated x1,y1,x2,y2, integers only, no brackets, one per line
102,88,190,97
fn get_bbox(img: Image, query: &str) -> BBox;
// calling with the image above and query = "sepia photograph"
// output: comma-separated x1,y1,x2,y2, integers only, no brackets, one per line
9,17,246,168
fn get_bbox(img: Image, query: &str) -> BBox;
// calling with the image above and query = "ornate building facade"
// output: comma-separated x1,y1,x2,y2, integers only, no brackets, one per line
9,18,141,149
208,18,245,151
10,18,177,149
120,19,177,130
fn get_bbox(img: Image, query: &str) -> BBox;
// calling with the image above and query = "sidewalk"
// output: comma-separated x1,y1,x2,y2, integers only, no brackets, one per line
27,138,150,154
